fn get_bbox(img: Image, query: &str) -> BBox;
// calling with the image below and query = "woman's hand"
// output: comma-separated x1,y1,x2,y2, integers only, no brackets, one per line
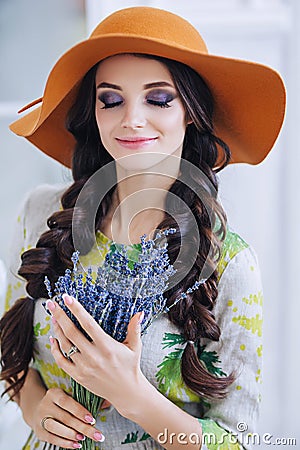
47,294,148,418
32,387,105,448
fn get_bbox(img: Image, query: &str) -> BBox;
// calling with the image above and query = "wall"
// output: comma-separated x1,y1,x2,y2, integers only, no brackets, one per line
0,1,85,448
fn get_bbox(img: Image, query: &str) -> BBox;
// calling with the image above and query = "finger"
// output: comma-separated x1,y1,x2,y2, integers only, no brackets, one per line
47,299,91,351
42,435,83,450
44,388,106,443
123,311,144,351
41,416,84,442
62,294,115,345
39,423,83,449
50,336,75,375
46,417,105,445
43,407,105,445
52,318,74,356
48,387,97,425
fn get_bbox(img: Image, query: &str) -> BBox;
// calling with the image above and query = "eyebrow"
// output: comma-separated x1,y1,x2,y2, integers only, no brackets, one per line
96,81,174,90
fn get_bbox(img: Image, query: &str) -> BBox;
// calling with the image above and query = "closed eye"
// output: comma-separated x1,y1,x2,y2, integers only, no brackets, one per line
98,92,123,109
146,91,175,108
98,90,176,109
147,99,171,108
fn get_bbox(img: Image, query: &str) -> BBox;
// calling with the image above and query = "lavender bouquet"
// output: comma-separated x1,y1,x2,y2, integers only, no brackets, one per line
44,228,205,450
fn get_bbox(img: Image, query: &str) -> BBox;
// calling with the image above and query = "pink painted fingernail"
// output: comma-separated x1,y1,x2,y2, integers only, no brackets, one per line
72,443,82,449
94,431,105,442
46,300,56,311
84,415,96,425
49,336,55,345
76,434,85,441
63,293,73,305
138,311,144,324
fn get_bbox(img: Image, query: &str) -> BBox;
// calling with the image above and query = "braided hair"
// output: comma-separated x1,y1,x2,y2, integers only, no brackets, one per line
0,54,235,399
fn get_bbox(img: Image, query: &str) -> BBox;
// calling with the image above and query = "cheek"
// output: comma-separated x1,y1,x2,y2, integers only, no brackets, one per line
159,105,185,127
160,109,187,139
95,110,112,142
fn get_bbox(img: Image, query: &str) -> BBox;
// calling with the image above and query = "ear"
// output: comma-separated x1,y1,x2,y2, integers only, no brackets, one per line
185,114,193,126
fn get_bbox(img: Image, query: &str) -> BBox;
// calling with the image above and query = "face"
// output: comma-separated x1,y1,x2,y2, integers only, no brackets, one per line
94,54,188,172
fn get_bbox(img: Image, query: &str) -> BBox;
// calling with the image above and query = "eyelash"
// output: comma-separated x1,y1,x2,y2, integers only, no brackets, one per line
99,97,173,109
147,99,171,109
100,101,122,109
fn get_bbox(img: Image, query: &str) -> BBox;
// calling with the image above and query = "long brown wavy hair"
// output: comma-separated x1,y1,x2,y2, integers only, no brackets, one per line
0,54,235,400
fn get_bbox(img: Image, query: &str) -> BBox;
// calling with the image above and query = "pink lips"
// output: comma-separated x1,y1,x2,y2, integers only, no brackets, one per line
115,136,158,149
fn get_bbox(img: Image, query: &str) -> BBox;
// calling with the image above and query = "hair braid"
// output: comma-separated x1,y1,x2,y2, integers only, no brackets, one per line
1,55,236,402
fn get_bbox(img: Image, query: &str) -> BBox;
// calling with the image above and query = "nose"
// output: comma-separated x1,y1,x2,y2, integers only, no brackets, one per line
121,101,146,129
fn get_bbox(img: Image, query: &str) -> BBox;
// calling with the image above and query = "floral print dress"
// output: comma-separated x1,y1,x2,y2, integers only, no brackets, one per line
5,184,263,450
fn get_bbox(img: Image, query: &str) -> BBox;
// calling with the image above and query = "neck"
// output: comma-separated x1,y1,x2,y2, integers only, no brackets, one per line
106,152,181,244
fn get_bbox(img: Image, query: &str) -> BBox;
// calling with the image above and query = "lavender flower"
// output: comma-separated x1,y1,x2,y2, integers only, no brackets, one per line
44,228,206,450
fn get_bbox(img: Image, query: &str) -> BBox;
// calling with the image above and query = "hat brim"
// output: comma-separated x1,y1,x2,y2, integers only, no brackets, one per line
10,34,286,168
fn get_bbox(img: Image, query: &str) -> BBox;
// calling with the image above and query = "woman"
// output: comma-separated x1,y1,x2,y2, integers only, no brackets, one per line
0,6,285,450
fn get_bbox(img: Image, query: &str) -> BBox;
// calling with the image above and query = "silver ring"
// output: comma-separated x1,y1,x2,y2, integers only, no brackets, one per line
41,416,53,431
66,345,79,359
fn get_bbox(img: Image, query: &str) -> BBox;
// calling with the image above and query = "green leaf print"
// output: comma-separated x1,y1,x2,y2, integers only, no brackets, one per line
33,321,51,337
121,431,139,444
111,242,141,270
198,345,227,377
156,334,198,403
199,418,243,449
156,333,226,404
217,229,249,281
156,347,185,401
162,332,185,348
140,432,151,441
121,431,150,444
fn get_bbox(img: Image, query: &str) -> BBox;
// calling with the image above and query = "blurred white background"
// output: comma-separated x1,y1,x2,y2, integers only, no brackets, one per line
0,0,299,448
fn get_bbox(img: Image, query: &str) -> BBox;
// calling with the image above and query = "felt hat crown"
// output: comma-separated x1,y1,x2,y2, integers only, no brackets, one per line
10,6,286,167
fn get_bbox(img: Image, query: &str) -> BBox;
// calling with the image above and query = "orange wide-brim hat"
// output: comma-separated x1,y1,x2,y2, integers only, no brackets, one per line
10,6,286,168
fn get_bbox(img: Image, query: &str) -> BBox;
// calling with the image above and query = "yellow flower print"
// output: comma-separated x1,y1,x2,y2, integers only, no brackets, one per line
21,244,32,254
228,293,263,337
257,344,263,357
78,231,112,271
33,321,51,337
232,314,262,337
34,358,71,392
5,280,24,311
256,368,262,384
242,291,263,307
5,283,12,311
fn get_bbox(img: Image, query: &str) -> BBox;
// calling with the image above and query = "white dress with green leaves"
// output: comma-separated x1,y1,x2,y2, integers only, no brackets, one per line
5,184,263,450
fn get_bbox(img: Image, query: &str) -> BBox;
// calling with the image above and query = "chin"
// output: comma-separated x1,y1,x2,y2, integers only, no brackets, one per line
115,153,169,171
